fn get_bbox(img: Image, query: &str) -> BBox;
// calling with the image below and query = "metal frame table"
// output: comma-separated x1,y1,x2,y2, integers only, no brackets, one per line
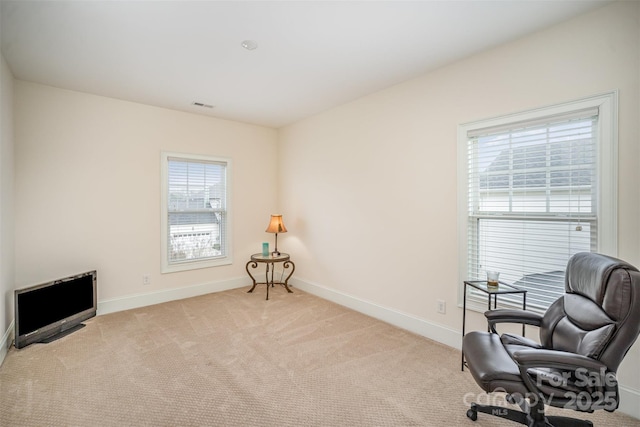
246,253,295,300
461,280,527,371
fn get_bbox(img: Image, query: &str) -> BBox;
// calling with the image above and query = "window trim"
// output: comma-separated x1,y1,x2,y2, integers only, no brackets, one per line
457,92,618,311
160,152,233,273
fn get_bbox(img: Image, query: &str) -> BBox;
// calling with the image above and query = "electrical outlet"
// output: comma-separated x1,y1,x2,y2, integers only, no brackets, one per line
143,274,151,285
437,299,446,314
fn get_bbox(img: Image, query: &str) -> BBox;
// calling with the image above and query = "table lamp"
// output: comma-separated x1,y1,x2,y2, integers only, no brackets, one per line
265,214,287,256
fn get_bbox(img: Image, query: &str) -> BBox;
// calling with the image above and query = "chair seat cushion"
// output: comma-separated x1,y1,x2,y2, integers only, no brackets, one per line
501,333,542,349
463,331,529,396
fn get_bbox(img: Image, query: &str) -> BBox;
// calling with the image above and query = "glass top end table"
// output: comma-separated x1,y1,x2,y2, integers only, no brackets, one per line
246,253,295,300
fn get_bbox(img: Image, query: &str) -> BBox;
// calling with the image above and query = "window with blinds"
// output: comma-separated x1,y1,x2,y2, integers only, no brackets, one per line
458,93,617,312
161,153,232,273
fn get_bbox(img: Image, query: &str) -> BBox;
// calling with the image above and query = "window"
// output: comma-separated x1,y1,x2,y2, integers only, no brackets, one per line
457,93,617,312
161,152,232,273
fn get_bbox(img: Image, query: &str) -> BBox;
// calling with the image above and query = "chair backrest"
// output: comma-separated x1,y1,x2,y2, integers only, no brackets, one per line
539,252,640,371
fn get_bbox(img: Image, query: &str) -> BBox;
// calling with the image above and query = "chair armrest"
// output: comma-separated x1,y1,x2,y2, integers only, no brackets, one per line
485,309,542,333
512,348,608,373
512,348,618,411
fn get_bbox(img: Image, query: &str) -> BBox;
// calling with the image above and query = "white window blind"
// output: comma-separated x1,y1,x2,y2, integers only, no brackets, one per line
161,153,231,273
466,109,598,310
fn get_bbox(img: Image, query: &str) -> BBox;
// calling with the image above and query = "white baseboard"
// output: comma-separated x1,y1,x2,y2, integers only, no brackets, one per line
618,385,640,420
291,277,461,350
292,276,640,421
97,276,247,315
0,319,14,367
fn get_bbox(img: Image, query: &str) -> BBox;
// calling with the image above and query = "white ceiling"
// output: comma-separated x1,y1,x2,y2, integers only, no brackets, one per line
1,0,610,128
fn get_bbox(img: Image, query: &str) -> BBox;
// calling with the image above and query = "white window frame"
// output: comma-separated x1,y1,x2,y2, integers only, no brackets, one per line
457,92,618,312
160,152,233,273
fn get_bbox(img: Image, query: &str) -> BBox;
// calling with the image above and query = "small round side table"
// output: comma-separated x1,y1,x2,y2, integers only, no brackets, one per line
246,253,295,300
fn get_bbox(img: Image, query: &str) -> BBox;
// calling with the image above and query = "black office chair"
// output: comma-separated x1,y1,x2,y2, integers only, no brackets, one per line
463,252,640,427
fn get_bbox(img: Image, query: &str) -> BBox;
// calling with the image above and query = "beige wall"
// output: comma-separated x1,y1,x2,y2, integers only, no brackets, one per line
0,53,14,346
14,82,278,301
279,0,640,410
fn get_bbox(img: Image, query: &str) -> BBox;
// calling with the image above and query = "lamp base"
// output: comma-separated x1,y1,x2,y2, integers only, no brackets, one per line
271,250,281,257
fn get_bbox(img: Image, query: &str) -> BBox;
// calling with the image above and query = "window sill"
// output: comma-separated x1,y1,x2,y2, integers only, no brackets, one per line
161,257,232,274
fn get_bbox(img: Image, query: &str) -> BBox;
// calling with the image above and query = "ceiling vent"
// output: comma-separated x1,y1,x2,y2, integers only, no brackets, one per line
191,102,214,109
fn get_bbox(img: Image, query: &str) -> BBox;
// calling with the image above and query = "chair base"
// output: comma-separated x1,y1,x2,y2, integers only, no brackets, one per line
466,397,594,427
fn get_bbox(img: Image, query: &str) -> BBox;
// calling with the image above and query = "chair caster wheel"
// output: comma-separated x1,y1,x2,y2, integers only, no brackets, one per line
466,408,477,421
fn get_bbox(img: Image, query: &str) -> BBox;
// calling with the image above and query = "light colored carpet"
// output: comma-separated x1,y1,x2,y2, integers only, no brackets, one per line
1,286,638,426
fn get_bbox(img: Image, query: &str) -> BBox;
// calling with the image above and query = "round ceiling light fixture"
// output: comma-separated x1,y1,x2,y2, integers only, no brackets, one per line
241,40,258,51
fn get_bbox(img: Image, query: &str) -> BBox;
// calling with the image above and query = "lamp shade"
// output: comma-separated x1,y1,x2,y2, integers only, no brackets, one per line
265,214,287,234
